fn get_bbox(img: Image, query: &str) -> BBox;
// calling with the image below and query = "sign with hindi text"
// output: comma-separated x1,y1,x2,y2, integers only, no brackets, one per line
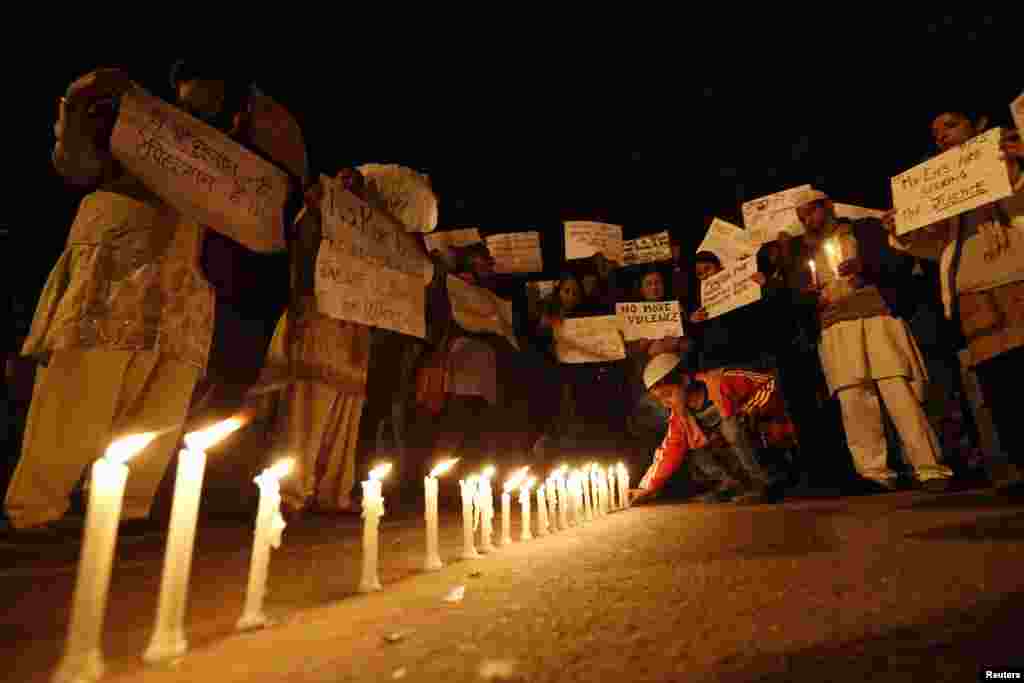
741,185,812,243
485,231,543,273
622,231,672,266
564,221,624,263
833,203,885,221
616,301,684,342
446,275,518,349
700,257,762,320
891,128,1014,236
423,228,483,254
697,219,755,264
110,88,291,253
554,315,626,364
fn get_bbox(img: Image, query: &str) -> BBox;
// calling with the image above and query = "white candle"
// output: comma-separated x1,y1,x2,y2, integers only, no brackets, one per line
536,485,550,536
807,259,817,287
556,467,570,531
545,480,558,533
145,417,244,663
477,466,496,554
424,459,458,572
519,477,536,541
589,467,601,518
618,463,630,509
53,433,155,683
601,466,611,514
501,467,528,546
607,466,618,510
581,466,593,522
459,477,480,560
358,463,391,593
570,472,583,526
237,459,293,631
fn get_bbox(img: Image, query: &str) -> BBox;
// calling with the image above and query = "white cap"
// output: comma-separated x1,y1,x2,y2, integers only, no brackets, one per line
792,188,829,208
643,353,686,390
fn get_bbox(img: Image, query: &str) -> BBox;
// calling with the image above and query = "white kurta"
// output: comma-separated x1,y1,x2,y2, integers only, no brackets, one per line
818,315,929,401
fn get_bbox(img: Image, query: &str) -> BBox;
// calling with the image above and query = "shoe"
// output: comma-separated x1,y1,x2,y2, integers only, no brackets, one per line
732,488,785,505
917,478,957,493
855,479,899,495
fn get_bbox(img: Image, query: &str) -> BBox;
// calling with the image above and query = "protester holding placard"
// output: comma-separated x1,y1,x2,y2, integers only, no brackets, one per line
791,189,954,493
885,110,1024,496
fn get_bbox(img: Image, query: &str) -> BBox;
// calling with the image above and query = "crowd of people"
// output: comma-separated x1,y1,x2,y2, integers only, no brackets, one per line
3,59,1023,532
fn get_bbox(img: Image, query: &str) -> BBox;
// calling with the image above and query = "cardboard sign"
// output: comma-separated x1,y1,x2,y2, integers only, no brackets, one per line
891,128,1015,235
1011,92,1024,137
446,275,518,349
423,228,483,255
622,231,672,266
110,88,291,253
315,177,433,338
554,315,626,364
616,301,684,342
700,257,762,320
741,184,812,243
833,203,885,221
485,231,543,273
564,221,624,263
697,218,755,264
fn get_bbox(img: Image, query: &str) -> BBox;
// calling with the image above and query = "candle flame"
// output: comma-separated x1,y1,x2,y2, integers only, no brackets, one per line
481,465,496,480
184,416,246,452
369,463,392,481
429,458,459,478
504,466,530,493
807,259,815,269
104,432,158,465
265,458,295,480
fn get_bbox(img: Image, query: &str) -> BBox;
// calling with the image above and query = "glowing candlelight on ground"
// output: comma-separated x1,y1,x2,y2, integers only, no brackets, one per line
807,259,817,287
53,433,155,683
477,466,496,554
237,458,293,631
145,417,244,663
536,484,550,536
545,479,559,533
519,477,536,541
502,467,529,546
556,467,570,531
618,463,630,508
357,463,391,593
459,475,480,560
424,458,458,572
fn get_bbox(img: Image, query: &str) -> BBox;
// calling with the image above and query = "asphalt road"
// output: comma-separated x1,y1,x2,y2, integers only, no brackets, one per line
2,488,1023,682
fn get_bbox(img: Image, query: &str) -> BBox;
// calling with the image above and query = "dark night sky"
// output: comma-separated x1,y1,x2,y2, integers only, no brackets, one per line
6,15,1018,310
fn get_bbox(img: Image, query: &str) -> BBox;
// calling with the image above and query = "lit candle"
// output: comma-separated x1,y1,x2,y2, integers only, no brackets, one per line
536,484,550,537
581,465,594,522
237,458,294,631
567,472,579,527
573,471,585,525
145,417,245,663
502,467,529,546
358,463,392,593
52,433,156,683
477,466,496,554
590,466,602,518
617,463,630,509
601,466,612,515
823,239,840,277
519,477,536,541
607,465,618,510
545,479,559,533
556,466,570,531
807,259,818,288
459,476,480,560
424,459,459,572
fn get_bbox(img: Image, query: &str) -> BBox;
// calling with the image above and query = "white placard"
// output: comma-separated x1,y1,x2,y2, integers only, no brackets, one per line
697,218,755,264
616,301,684,342
110,88,291,253
833,203,885,221
485,231,543,273
564,221,624,263
314,177,433,338
741,184,812,243
1011,92,1024,136
622,231,672,266
446,275,518,350
891,127,1015,236
700,257,762,320
423,228,484,254
554,315,626,364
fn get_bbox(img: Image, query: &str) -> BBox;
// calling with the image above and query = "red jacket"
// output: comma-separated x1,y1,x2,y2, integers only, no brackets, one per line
638,368,794,495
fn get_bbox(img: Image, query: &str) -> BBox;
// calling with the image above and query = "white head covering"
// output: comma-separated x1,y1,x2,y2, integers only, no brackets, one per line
791,188,829,209
357,163,440,233
643,353,688,391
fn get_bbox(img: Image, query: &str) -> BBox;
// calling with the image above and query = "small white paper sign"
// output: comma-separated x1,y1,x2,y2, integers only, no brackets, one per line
485,231,543,273
622,231,672,266
564,221,624,263
616,301,684,342
697,218,755,264
741,185,812,243
554,315,626,364
833,203,885,221
424,228,484,254
700,257,762,320
891,127,1014,235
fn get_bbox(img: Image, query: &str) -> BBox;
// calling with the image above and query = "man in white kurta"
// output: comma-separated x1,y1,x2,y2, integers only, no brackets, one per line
794,189,953,491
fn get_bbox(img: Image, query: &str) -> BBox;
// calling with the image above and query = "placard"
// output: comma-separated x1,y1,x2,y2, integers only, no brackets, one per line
616,301,684,342
485,231,543,273
446,275,518,349
833,203,885,221
891,127,1014,235
622,231,672,266
696,218,755,264
110,88,291,253
1011,91,1024,136
423,228,483,254
314,177,433,338
554,315,626,364
564,221,624,263
741,185,812,243
700,257,762,320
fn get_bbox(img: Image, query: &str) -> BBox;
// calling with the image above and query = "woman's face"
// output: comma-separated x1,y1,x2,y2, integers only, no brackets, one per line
640,272,665,301
931,112,976,153
559,278,582,311
695,261,722,282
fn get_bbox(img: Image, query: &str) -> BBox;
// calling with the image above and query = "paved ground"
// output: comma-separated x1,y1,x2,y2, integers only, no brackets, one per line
2,488,1023,682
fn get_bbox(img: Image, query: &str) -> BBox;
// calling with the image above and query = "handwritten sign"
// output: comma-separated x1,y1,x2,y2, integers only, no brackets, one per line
315,177,433,338
424,228,483,254
622,231,672,266
564,221,624,263
833,203,885,221
1011,92,1024,136
616,301,683,342
446,275,518,349
741,185,812,243
891,128,1014,235
554,315,626,364
697,219,755,264
700,257,762,320
110,88,290,253
485,231,543,273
